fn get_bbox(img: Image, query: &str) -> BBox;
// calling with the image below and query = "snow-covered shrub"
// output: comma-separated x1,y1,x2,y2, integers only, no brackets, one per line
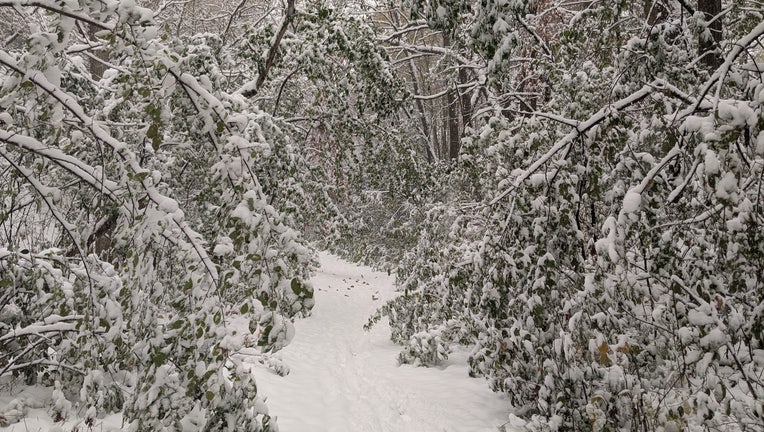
232,4,428,269
0,1,316,429
375,1,764,431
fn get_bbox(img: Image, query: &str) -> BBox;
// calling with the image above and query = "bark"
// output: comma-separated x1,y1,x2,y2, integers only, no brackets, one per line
447,86,460,160
408,58,435,162
87,23,108,80
241,0,296,98
458,67,473,135
698,0,723,69
442,33,461,160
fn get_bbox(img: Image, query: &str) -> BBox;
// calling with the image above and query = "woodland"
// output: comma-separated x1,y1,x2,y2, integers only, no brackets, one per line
0,0,762,431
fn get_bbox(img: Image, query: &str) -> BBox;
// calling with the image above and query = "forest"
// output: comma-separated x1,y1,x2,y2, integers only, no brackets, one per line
0,0,762,431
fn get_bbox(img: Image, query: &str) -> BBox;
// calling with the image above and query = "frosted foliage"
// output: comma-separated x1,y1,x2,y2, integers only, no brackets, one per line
375,2,764,432
0,0,315,430
2,0,764,431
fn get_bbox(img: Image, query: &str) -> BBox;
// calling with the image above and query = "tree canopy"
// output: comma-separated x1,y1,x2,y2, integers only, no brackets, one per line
1,0,762,431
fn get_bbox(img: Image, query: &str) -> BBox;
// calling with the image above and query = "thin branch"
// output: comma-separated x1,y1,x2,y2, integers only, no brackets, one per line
676,0,696,15
239,0,296,98
0,0,111,31
221,0,248,46
490,82,661,205
0,129,124,203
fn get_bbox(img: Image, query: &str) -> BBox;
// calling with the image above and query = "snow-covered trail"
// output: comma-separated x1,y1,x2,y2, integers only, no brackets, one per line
251,253,511,432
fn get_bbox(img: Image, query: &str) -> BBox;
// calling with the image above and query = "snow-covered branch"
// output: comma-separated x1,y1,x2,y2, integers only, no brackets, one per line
0,315,83,344
0,129,124,204
0,51,220,286
490,82,659,205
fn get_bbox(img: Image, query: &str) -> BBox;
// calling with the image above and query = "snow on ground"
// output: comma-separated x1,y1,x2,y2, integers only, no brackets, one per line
0,385,123,431
251,253,512,432
0,253,513,432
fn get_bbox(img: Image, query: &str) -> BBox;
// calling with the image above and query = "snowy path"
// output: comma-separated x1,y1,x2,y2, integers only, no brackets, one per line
251,253,511,432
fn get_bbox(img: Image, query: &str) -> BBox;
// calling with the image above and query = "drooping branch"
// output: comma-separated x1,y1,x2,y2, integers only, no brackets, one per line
0,129,124,203
239,0,296,98
0,0,111,31
0,51,221,287
0,147,94,294
490,81,662,205
684,21,764,116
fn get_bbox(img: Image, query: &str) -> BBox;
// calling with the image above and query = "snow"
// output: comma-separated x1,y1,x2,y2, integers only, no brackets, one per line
716,100,757,127
0,386,124,431
715,171,738,200
621,191,641,214
699,328,727,349
703,149,720,175
493,18,509,34
0,254,511,431
249,253,512,432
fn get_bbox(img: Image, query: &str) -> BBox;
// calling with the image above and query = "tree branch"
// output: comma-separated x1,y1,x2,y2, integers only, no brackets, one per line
239,0,296,98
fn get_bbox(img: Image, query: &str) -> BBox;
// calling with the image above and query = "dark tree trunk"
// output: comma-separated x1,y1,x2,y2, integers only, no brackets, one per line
88,23,108,79
643,0,669,25
441,33,461,160
458,67,473,135
447,86,460,160
698,0,723,69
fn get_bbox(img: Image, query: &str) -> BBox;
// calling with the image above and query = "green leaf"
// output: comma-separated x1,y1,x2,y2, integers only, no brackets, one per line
291,278,302,295
132,171,149,182
151,352,166,367
203,369,216,381
147,123,161,150
170,319,184,330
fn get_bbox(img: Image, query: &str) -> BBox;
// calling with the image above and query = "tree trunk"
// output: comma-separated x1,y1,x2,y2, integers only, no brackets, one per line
447,86,460,160
643,0,669,25
441,33,461,160
87,23,108,80
458,67,473,136
698,0,722,69
408,58,435,163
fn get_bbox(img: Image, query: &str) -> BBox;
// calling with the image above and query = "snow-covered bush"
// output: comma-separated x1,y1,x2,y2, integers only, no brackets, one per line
223,3,425,270
373,1,764,431
0,0,316,429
